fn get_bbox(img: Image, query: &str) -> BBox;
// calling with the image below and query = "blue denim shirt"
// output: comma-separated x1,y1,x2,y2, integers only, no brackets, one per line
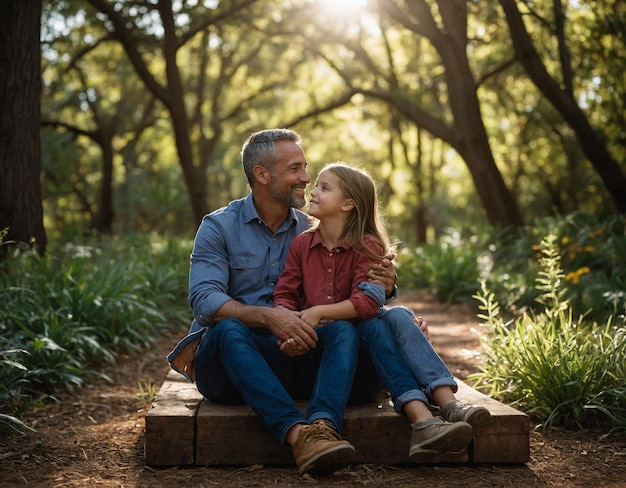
168,193,394,382
189,193,310,326
168,194,309,380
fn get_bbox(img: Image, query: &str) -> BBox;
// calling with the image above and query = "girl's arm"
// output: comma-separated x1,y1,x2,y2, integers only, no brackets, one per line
300,236,385,327
299,300,359,327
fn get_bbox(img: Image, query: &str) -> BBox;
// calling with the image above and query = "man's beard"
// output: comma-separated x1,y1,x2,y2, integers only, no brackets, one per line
270,184,307,209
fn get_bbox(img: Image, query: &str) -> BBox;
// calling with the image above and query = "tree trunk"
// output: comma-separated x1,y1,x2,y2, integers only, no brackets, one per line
94,127,115,234
436,0,523,229
0,0,47,259
159,0,208,224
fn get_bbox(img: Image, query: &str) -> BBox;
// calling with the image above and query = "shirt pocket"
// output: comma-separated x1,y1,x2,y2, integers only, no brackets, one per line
230,256,262,276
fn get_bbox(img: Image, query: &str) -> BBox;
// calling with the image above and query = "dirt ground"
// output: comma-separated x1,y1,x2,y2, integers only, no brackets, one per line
1,291,625,487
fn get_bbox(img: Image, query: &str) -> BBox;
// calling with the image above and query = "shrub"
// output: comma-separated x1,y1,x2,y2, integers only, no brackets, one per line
470,234,626,433
396,230,481,303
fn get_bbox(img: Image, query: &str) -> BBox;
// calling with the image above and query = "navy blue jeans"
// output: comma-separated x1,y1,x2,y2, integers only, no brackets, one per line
194,318,360,445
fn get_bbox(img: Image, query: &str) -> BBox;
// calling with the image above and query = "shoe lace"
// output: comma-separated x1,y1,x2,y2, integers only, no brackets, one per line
304,420,340,443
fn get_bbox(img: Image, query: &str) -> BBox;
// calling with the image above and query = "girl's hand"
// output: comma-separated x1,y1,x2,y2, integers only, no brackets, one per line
270,306,318,350
299,307,323,328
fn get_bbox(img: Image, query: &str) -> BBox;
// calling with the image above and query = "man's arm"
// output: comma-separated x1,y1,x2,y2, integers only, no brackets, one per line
188,214,316,349
214,300,318,350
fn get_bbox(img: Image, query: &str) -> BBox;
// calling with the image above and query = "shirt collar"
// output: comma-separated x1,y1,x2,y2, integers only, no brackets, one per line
309,230,351,251
243,193,299,229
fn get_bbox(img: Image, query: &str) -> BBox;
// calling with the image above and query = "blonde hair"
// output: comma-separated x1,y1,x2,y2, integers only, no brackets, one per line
310,162,395,260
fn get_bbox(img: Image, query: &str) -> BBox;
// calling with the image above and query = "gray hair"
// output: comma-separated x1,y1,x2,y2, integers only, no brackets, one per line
241,128,302,187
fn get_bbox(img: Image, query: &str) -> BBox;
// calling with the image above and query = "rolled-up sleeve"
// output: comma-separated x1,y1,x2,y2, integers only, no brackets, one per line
188,214,234,327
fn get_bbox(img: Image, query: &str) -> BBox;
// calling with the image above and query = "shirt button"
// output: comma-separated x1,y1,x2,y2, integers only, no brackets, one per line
272,263,276,267
327,296,332,300
329,253,333,257
328,269,332,273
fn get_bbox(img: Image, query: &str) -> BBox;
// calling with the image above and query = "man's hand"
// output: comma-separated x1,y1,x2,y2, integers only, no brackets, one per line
270,306,318,356
414,315,430,341
366,257,396,297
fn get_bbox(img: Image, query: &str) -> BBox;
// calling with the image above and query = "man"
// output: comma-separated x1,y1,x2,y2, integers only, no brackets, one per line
168,128,396,474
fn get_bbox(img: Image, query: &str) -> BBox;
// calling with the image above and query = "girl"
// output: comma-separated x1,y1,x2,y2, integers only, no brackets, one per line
273,161,393,327
274,162,489,459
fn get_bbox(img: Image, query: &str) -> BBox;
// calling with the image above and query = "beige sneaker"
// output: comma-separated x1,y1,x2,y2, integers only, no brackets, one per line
409,417,473,458
292,419,355,475
441,400,491,431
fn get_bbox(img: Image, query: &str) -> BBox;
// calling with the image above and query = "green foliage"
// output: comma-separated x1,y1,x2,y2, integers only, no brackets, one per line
395,230,481,304
37,1,625,239
486,212,626,325
136,381,157,406
470,234,626,433
0,233,191,432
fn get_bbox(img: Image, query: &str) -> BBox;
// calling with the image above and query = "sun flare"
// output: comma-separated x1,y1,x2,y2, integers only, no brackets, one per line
316,0,369,16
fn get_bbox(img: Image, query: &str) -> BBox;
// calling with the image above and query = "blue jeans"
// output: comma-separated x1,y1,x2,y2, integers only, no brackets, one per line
358,307,458,415
379,306,457,397
194,318,359,445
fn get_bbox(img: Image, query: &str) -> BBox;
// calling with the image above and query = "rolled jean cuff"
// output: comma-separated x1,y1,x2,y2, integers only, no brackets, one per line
424,377,458,398
394,389,429,415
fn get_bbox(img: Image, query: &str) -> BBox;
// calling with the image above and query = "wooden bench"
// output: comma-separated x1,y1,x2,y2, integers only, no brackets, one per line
145,370,530,466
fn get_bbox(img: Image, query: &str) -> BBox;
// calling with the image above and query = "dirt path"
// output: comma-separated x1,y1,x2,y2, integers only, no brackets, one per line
1,292,625,487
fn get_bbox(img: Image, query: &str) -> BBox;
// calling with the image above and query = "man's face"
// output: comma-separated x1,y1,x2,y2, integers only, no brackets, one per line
266,140,311,209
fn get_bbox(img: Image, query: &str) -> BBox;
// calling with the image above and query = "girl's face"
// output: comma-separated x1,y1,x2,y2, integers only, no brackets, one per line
308,169,352,219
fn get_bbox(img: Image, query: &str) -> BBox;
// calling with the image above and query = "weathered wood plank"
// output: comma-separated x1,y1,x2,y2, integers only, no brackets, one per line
342,400,468,464
144,371,204,466
146,371,530,466
453,380,530,463
195,398,468,466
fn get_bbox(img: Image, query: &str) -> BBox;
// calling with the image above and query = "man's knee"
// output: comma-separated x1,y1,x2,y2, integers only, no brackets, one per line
211,318,250,342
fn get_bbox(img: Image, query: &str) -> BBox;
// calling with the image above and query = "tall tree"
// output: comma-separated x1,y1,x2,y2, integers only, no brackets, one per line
296,0,524,229
84,0,263,224
499,0,626,213
0,0,47,259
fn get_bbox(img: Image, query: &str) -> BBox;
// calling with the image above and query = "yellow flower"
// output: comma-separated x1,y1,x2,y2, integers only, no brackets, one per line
564,267,590,285
561,236,570,245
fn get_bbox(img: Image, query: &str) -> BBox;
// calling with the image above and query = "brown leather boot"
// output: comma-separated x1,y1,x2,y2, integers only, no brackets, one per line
292,419,355,475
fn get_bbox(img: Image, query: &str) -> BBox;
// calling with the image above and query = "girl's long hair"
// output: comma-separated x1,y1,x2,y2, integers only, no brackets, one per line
310,162,396,261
